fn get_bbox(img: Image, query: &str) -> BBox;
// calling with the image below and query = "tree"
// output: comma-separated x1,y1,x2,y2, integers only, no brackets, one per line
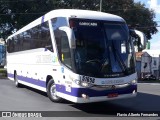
0,0,53,38
101,0,157,40
0,0,158,40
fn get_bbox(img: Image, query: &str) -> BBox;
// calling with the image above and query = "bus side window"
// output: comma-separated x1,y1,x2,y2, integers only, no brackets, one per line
7,39,12,53
9,39,15,53
39,21,53,52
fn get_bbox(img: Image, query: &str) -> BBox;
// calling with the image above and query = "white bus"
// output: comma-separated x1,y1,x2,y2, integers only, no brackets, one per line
6,9,139,103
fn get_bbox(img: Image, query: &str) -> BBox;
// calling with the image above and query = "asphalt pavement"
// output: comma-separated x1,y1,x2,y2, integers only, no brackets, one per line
0,78,160,119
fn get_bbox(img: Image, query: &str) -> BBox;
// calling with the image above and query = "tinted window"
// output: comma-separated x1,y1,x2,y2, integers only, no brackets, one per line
51,17,72,69
7,39,14,53
7,21,53,53
70,18,135,78
23,30,31,50
52,17,68,30
54,29,72,69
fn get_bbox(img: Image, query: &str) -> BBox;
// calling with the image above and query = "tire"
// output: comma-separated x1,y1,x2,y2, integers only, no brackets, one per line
14,72,21,87
47,79,62,102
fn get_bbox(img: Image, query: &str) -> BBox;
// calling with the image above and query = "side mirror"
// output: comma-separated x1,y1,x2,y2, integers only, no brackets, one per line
59,27,76,49
130,29,147,50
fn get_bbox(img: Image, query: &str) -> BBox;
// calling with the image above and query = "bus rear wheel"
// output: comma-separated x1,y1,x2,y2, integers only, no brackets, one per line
47,80,62,102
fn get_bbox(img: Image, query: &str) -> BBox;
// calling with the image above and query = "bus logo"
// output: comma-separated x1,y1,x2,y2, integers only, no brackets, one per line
101,79,124,85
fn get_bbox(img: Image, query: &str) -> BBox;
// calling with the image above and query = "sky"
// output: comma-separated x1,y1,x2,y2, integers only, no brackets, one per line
134,0,160,50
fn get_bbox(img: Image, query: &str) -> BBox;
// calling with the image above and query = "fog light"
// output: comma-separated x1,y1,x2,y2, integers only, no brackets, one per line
131,79,137,84
82,94,89,99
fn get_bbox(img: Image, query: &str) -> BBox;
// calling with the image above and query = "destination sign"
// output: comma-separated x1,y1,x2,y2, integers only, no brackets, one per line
79,22,98,26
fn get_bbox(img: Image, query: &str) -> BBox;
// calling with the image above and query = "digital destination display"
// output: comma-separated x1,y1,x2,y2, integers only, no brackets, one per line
79,22,98,26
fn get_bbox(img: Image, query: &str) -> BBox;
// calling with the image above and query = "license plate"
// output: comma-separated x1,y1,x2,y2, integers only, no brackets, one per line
107,93,118,98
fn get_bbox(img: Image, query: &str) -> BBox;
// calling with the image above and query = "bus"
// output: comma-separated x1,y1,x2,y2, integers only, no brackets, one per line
0,39,6,68
6,9,141,103
130,29,147,52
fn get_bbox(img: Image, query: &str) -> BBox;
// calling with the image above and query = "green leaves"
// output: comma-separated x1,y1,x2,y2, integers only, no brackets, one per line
0,0,157,40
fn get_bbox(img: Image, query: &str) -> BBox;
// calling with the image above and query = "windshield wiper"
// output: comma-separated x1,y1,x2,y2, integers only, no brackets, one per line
111,41,128,75
101,58,110,70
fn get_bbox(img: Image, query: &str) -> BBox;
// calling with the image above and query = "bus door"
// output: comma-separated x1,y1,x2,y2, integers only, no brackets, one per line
54,27,75,93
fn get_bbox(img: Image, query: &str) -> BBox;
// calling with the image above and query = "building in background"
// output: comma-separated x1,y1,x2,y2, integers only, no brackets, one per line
136,52,152,80
143,50,160,80
136,50,160,80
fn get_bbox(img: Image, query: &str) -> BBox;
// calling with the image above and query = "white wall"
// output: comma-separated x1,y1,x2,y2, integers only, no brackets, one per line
141,52,152,74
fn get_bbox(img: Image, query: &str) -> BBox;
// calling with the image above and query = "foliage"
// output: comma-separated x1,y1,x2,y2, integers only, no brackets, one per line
100,0,157,39
0,0,158,40
0,68,7,77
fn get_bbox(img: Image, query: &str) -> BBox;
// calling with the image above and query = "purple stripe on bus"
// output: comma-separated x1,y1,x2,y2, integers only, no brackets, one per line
8,73,14,78
56,84,137,97
8,73,46,88
8,73,137,97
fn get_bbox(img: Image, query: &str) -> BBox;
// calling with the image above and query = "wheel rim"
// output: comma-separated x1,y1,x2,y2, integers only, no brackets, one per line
50,84,58,100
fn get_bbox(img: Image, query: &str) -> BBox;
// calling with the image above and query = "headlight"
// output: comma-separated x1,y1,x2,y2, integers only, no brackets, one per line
69,75,93,87
81,81,94,87
69,75,81,85
75,80,81,85
81,82,89,87
74,80,91,87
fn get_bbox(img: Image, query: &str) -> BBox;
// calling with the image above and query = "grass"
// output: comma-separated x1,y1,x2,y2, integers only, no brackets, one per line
0,68,7,78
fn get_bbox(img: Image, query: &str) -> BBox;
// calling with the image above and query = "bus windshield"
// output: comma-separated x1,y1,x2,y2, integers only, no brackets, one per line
70,19,135,78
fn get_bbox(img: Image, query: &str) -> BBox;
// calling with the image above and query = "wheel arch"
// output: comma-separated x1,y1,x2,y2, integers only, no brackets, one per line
46,75,53,87
14,70,17,79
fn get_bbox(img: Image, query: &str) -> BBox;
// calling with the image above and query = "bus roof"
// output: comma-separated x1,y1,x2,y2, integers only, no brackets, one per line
46,9,124,21
7,9,125,39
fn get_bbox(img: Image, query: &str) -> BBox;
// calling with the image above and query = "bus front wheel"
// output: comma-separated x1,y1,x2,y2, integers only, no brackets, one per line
47,80,62,102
